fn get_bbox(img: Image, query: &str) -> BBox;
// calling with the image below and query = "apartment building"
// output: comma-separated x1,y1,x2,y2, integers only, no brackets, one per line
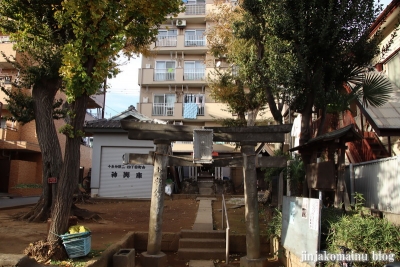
135,0,274,190
0,34,103,196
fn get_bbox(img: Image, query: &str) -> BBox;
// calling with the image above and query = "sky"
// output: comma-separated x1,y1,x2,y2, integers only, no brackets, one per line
103,0,393,118
103,55,142,118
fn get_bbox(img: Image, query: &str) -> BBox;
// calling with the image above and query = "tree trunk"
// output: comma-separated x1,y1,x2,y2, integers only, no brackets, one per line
48,94,88,242
265,86,283,125
21,79,63,222
316,106,327,137
300,83,315,145
246,108,259,126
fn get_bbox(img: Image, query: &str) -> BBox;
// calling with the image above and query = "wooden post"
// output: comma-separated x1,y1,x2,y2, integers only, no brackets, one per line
241,142,260,259
147,140,170,255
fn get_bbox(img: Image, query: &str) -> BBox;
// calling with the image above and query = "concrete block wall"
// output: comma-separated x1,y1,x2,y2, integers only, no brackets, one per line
86,231,273,267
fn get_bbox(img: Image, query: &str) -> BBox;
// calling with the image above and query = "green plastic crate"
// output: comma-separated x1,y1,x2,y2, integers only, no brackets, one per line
60,232,91,258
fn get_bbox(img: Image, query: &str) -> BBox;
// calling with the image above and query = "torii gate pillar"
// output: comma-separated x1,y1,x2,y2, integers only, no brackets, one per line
140,140,170,267
240,142,267,267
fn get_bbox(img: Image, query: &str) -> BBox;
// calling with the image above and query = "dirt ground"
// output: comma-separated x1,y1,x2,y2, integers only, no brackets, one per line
0,197,281,266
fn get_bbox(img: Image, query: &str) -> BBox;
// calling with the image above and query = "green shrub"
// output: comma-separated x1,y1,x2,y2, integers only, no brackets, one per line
13,183,43,188
325,213,400,266
266,208,282,238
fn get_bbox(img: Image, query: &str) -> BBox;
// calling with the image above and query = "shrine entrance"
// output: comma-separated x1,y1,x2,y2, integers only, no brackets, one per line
121,121,292,267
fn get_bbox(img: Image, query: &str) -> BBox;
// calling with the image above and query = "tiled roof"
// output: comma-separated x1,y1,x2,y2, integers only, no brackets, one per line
84,119,122,129
290,124,362,151
84,105,166,133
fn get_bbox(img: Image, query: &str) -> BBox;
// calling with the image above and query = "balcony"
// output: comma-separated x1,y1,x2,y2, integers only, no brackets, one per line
150,35,208,53
183,104,204,116
154,69,175,81
138,102,234,121
152,103,175,116
185,4,206,15
0,36,16,69
139,67,209,86
184,68,205,80
155,36,177,47
184,35,206,47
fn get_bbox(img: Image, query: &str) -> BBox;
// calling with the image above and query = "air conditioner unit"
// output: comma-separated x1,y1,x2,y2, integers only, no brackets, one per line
145,64,151,68
176,19,186,27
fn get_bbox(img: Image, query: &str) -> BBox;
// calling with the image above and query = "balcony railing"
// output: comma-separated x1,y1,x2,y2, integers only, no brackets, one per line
185,4,206,15
184,69,205,80
153,103,174,116
185,35,206,47
154,69,175,81
0,36,12,43
183,105,205,116
155,36,177,47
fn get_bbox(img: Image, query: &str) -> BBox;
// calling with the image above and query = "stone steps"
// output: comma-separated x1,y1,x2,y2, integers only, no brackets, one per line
179,238,225,249
178,198,226,261
178,248,226,261
181,229,225,239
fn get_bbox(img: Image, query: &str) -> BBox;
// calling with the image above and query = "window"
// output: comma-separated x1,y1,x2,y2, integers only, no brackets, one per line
185,30,206,46
184,61,205,80
155,61,176,81
387,53,400,88
153,94,176,116
156,30,177,47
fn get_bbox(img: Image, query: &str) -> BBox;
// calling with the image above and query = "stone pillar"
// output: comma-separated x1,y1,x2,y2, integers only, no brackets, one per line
141,140,170,267
240,142,266,267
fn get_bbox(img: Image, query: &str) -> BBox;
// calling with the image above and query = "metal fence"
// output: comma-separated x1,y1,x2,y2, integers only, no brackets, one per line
345,156,400,214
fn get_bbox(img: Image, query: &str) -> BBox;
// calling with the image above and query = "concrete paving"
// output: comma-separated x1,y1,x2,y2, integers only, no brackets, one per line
0,195,39,209
192,197,216,231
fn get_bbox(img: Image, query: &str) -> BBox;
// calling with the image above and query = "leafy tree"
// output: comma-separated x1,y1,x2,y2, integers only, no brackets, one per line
0,1,67,222
206,0,294,126
270,0,393,145
1,0,182,258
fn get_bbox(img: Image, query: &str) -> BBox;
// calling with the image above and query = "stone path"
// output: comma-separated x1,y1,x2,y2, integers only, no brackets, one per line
192,197,216,231
188,197,219,267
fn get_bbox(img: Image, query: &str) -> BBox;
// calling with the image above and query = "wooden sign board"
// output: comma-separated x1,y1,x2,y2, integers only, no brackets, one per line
306,161,336,190
48,177,57,184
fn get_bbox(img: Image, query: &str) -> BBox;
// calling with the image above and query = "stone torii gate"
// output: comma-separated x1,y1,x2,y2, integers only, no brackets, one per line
121,121,292,267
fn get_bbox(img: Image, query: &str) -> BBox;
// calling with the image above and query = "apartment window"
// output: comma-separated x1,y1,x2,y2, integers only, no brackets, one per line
387,53,400,88
156,30,177,47
184,61,205,80
155,61,176,81
184,94,205,116
185,30,206,47
153,94,176,116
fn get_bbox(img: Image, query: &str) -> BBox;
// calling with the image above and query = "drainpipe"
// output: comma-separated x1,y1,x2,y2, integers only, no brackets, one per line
349,163,355,206
287,160,293,196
